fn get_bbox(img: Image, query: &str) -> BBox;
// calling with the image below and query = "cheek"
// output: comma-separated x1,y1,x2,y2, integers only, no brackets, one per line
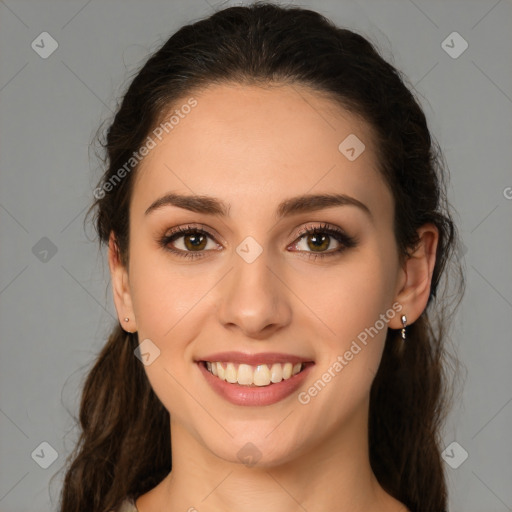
295,250,395,340
296,247,397,400
127,247,206,419
128,242,199,338
294,268,393,431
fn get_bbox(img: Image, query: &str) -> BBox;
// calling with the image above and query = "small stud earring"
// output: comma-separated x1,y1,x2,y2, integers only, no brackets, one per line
124,317,129,322
401,315,407,340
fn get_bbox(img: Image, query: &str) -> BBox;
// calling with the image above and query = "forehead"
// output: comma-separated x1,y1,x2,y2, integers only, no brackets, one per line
131,82,393,224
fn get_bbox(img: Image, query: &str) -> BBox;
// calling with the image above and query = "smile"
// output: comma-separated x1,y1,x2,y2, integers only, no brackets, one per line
203,361,305,387
197,359,314,406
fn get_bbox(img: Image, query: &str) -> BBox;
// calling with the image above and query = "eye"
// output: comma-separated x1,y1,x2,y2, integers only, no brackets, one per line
158,224,219,259
158,222,357,260
289,223,357,260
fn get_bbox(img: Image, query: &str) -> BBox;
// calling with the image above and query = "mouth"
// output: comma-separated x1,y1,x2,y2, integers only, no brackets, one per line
196,353,315,406
200,360,313,387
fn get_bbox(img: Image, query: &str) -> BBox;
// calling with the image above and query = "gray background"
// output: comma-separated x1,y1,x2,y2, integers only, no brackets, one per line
1,0,511,511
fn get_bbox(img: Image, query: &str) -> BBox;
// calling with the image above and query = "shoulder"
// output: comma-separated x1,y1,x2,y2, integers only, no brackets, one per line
109,497,139,512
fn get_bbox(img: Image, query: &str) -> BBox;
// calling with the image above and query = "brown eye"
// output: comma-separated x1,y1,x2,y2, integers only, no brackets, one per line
290,223,357,259
298,232,336,252
159,226,219,259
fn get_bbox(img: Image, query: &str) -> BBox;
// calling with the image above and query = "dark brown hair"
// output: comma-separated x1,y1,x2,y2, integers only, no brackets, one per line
56,3,465,511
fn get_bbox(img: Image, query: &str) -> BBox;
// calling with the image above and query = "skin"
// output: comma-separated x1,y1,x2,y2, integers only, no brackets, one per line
109,82,438,512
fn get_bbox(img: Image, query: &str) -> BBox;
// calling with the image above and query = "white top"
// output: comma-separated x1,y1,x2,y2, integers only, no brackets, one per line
112,497,138,512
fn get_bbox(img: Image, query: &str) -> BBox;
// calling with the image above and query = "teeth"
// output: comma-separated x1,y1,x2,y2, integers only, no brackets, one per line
216,362,225,380
253,364,271,386
225,362,237,383
204,361,305,386
237,364,253,385
270,363,283,383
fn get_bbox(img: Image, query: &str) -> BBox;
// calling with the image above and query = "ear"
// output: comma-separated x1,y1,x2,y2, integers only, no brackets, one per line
108,231,137,332
389,223,439,329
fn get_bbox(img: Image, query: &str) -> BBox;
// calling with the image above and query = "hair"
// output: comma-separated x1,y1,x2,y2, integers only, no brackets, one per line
56,2,465,511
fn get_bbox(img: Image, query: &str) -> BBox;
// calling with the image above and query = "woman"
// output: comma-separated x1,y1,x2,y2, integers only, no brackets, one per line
57,2,465,511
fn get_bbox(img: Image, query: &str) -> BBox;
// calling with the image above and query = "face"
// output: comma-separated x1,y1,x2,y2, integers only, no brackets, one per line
116,83,407,467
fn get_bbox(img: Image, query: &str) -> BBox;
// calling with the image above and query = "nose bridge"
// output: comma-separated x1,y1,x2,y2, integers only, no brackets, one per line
217,239,290,335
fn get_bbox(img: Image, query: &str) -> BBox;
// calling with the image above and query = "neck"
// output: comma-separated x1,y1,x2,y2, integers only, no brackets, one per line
139,407,405,512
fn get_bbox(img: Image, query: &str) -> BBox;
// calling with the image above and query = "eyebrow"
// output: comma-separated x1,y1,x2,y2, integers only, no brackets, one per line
144,192,372,220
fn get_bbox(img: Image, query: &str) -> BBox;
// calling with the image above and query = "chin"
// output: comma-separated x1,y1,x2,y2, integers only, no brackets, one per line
200,428,310,469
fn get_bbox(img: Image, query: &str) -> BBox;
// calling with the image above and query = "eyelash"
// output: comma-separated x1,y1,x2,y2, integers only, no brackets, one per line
158,223,357,261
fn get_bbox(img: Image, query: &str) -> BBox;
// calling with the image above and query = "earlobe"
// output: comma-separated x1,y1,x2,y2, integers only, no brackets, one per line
108,232,137,332
390,223,439,329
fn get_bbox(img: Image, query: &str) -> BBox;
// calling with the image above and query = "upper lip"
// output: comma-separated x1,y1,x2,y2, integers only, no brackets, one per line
197,351,314,365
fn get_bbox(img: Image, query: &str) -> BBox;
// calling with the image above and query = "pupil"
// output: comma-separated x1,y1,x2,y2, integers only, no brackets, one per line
310,234,328,250
186,234,206,250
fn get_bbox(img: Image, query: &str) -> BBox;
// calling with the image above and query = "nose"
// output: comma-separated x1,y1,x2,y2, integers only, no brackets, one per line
216,248,292,339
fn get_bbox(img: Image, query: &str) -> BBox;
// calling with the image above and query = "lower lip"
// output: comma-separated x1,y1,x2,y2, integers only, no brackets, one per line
198,362,314,406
